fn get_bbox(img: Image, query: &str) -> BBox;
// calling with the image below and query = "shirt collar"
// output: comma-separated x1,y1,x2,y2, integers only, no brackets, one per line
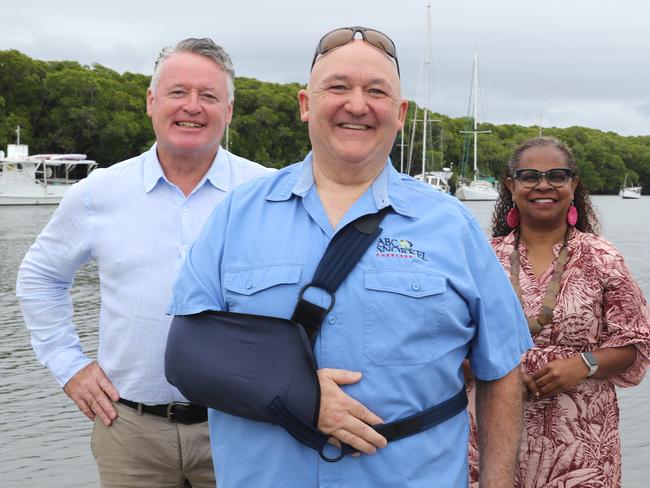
266,152,416,218
143,143,230,193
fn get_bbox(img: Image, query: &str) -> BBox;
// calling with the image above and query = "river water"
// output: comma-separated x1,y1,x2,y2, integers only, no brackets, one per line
1,196,648,487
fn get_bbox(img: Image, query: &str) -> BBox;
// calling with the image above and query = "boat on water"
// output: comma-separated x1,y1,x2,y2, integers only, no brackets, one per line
455,50,498,202
619,174,642,199
0,131,97,205
414,169,453,193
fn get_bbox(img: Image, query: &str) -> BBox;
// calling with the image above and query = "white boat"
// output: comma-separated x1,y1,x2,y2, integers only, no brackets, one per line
619,174,642,199
0,131,97,205
414,169,453,193
455,50,498,201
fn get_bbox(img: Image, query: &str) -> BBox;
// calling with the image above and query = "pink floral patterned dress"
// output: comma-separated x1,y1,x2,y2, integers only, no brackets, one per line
468,229,650,488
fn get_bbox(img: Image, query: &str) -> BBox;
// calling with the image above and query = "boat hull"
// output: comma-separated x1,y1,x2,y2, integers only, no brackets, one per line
455,182,498,201
0,183,68,205
619,187,642,199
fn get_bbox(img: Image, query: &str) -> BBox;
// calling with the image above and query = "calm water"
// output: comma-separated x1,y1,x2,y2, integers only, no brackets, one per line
1,196,649,487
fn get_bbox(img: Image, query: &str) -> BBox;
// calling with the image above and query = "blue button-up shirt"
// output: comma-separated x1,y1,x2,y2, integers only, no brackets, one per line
169,154,532,487
17,145,271,404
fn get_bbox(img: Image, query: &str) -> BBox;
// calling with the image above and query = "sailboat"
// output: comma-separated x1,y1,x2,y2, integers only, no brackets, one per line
406,1,451,193
454,50,498,201
619,174,642,199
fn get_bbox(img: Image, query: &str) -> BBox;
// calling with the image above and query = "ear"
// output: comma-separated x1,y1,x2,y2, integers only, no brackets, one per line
571,174,579,195
396,99,409,129
146,88,154,118
505,177,515,194
226,101,234,125
298,89,310,122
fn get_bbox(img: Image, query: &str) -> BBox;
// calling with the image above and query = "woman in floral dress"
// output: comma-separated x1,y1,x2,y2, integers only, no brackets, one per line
467,137,650,487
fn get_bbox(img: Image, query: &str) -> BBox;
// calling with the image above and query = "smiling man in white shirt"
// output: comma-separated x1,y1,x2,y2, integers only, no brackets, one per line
17,38,270,487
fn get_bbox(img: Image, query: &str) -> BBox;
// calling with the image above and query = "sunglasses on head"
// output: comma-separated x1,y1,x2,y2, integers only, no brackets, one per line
310,26,400,76
514,168,575,188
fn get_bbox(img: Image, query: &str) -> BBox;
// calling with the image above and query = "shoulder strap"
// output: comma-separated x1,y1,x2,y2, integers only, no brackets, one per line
291,207,390,342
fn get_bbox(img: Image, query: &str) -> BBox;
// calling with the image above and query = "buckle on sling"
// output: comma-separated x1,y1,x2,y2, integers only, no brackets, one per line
166,402,192,423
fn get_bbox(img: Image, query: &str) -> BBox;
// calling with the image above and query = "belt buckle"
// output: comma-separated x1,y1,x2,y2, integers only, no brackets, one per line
166,402,192,423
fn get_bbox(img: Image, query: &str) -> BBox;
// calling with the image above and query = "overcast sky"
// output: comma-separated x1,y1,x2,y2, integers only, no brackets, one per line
2,0,649,136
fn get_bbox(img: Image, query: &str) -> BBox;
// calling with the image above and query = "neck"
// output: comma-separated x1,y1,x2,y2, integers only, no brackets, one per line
157,146,218,197
519,221,569,250
312,156,385,230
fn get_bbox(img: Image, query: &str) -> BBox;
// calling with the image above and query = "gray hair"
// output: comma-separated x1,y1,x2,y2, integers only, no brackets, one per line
150,38,235,102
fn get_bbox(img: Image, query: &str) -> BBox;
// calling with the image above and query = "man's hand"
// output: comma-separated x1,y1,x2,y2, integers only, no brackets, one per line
63,361,120,426
532,355,588,398
316,368,387,455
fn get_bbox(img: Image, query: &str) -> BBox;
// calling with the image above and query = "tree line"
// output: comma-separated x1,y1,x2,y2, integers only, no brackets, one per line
2,49,649,193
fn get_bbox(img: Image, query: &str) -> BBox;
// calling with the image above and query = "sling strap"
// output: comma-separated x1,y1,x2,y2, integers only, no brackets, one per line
291,207,390,343
274,207,467,462
268,388,467,462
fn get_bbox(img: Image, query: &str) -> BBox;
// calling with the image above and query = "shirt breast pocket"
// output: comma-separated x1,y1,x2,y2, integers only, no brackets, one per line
223,264,302,316
363,269,446,365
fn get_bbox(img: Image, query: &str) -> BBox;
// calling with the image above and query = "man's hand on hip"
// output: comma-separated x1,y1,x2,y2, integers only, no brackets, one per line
316,368,387,456
63,361,119,426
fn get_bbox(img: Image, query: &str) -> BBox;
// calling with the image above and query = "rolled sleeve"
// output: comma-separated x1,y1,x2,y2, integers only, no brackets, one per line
16,181,94,386
463,217,533,380
599,253,650,387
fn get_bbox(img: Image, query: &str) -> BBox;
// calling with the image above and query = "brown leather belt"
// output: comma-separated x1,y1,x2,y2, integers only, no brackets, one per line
118,398,207,424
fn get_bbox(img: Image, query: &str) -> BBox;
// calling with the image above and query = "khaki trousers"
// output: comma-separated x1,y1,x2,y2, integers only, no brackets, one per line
91,401,215,488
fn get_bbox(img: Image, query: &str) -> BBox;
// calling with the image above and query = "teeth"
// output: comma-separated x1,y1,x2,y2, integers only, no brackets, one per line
340,123,368,130
533,199,554,203
177,121,203,128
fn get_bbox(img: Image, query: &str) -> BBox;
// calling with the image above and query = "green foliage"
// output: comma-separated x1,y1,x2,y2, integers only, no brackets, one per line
1,50,649,193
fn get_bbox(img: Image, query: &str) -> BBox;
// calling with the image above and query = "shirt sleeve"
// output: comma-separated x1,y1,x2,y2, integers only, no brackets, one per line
463,217,533,380
16,181,94,387
167,194,232,315
599,250,650,387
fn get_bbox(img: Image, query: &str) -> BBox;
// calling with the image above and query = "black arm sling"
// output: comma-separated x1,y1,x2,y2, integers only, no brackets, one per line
165,208,466,462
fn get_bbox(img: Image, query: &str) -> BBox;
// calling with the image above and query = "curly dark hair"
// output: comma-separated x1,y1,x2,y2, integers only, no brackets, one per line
491,137,600,237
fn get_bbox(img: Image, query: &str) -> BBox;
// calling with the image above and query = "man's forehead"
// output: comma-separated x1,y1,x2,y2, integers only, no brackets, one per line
310,41,400,84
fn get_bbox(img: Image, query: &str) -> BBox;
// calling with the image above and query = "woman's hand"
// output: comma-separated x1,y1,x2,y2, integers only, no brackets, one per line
521,373,540,400
531,355,589,398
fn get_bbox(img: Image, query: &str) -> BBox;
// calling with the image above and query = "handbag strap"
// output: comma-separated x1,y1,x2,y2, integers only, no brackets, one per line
291,207,390,342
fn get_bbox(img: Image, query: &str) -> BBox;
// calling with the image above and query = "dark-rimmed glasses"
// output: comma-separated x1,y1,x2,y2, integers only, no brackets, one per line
310,26,400,77
514,168,575,188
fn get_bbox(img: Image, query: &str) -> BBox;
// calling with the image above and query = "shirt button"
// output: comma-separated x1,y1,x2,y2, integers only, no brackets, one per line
182,206,189,213
411,282,421,291
181,245,189,252
245,281,253,289
327,316,337,324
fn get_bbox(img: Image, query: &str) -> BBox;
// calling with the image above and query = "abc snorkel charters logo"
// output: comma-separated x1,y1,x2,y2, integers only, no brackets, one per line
376,237,427,261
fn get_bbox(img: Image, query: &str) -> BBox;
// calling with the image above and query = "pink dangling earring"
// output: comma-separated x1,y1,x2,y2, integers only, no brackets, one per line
567,201,578,226
506,203,520,229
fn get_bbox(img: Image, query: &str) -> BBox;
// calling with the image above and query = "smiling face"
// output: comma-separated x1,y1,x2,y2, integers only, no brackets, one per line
146,51,233,166
298,40,408,174
506,145,579,230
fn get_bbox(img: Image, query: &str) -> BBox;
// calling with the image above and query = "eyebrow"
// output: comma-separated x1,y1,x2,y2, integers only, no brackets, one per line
320,74,391,87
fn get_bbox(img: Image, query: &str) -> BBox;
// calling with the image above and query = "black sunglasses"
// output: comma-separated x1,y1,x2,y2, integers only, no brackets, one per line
514,168,575,188
310,26,400,77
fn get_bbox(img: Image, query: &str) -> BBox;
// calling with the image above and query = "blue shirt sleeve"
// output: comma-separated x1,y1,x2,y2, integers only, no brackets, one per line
16,180,94,387
463,215,533,380
168,194,232,315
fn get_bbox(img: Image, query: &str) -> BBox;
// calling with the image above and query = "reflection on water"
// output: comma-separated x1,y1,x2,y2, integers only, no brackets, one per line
1,196,648,487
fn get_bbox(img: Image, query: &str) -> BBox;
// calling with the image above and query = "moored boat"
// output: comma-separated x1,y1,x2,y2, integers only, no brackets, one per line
619,174,642,199
0,136,97,205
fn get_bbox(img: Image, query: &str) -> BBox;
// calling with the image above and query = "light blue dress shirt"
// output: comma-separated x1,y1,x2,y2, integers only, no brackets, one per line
169,154,533,487
17,144,271,404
